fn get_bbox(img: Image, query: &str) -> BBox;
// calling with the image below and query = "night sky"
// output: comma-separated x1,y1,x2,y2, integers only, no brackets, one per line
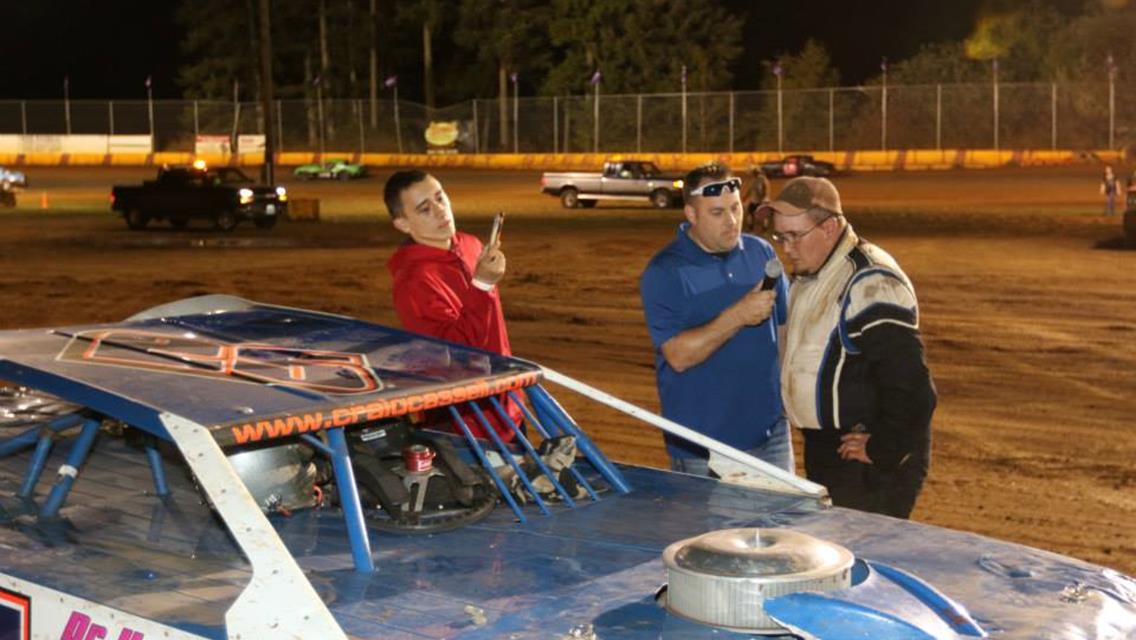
4,0,1082,100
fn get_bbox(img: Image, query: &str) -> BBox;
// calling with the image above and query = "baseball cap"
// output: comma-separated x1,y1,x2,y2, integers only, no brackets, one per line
758,176,843,218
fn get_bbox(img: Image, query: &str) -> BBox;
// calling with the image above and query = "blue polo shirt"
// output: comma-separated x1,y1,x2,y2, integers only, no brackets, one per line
639,224,788,459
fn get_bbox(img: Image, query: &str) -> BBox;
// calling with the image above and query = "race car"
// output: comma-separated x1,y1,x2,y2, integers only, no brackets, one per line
760,154,837,178
293,158,367,181
0,294,1130,640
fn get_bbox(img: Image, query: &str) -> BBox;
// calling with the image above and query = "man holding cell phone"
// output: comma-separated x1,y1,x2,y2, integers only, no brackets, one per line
383,169,519,439
639,162,793,476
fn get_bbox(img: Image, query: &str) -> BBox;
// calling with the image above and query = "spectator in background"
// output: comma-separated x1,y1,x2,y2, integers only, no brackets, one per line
742,166,772,233
1101,165,1120,216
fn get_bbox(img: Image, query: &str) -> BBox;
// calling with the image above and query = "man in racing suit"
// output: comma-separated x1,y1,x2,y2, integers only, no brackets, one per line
383,169,521,440
762,177,936,518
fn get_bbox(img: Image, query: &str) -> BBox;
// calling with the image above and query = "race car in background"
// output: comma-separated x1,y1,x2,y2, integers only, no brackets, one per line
293,158,367,181
760,154,837,178
0,167,27,208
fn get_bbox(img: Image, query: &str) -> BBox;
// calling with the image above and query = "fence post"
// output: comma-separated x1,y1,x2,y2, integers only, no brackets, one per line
472,99,480,154
565,104,571,153
193,100,199,140
553,97,558,154
777,74,784,153
513,78,519,153
936,84,942,150
357,99,365,154
593,84,599,153
20,101,26,135
637,94,643,153
828,88,834,151
1108,57,1116,149
276,100,284,153
728,92,734,153
1051,83,1057,150
992,60,999,150
109,100,115,136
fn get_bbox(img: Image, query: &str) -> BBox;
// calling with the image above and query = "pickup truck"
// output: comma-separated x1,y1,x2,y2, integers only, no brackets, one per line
110,164,287,231
540,161,684,209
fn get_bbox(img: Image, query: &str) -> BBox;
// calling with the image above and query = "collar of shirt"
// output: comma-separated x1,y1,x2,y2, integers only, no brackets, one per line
674,222,745,262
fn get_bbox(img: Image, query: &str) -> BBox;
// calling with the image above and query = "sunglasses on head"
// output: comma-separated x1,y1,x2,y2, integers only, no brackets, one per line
690,177,742,197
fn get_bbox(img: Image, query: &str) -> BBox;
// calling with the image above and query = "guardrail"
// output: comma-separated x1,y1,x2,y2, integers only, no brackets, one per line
0,149,1123,172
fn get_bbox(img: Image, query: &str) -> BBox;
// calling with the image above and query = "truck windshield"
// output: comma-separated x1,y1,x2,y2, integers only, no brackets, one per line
210,168,254,184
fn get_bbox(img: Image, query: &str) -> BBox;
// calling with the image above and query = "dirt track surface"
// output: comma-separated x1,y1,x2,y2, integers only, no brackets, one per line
3,165,1135,575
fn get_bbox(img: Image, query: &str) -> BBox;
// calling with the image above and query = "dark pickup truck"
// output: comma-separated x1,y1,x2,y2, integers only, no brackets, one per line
110,165,287,231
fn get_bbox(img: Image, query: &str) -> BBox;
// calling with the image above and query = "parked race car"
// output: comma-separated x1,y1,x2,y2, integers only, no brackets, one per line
760,154,837,178
293,158,367,181
0,294,1130,639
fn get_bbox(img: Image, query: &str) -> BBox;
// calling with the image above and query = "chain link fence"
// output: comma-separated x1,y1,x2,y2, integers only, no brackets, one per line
1,80,1130,154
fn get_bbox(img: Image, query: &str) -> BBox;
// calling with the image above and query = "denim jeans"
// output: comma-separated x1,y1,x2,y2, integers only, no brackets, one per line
669,417,794,477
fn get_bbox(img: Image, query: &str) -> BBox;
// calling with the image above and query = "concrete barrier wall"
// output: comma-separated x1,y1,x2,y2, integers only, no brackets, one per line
0,149,1125,171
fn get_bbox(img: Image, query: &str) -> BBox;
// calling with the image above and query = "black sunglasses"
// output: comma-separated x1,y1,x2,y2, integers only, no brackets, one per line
690,177,742,197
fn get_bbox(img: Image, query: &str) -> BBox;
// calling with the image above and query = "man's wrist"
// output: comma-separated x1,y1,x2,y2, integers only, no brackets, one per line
472,277,496,292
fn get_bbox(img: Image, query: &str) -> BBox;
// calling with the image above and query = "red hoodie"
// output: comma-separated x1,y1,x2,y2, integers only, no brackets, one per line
387,231,522,440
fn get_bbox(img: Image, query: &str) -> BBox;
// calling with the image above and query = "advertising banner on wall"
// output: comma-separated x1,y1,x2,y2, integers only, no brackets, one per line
195,135,232,155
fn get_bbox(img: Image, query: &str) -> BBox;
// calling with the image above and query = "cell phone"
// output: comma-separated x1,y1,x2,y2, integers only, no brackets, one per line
488,212,505,247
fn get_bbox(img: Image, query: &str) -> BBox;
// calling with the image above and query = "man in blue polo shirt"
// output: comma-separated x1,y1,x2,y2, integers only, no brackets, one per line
639,162,792,475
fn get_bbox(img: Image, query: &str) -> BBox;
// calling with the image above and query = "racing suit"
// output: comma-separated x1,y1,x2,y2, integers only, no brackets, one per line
781,225,936,518
387,231,521,440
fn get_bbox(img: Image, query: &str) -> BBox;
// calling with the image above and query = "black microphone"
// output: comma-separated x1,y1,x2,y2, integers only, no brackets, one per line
759,258,783,291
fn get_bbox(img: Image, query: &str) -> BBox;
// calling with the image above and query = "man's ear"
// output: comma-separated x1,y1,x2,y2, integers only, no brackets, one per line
392,216,411,235
683,203,697,226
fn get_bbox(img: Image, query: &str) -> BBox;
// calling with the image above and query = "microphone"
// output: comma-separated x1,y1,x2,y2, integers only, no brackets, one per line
759,258,783,291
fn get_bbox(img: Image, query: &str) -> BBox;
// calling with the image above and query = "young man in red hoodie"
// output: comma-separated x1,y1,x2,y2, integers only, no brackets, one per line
383,170,520,440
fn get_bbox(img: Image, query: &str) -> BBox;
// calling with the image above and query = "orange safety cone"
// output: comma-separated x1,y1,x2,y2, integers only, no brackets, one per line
40,191,48,209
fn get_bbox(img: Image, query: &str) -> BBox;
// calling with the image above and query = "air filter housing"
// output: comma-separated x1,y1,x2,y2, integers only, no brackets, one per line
662,528,854,633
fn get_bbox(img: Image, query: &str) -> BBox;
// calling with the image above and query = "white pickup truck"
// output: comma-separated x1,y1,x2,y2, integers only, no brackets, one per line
540,160,685,209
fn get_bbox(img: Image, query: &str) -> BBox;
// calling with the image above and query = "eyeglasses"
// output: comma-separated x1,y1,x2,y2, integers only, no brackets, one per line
770,222,823,245
689,177,742,197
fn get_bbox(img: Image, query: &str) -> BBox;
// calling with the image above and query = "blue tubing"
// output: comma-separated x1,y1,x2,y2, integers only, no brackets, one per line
467,402,550,516
144,438,170,498
40,418,101,518
489,396,576,507
527,385,631,494
448,406,526,523
509,390,598,501
18,432,54,498
0,413,83,459
326,428,374,573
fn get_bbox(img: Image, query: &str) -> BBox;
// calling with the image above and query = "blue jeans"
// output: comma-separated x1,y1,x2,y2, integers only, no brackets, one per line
670,417,794,477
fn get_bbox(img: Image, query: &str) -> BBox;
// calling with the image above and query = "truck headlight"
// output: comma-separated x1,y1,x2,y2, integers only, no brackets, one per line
672,179,684,189
239,188,254,205
275,186,287,202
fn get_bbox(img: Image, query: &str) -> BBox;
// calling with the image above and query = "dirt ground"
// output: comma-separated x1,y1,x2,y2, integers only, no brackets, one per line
3,164,1134,575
